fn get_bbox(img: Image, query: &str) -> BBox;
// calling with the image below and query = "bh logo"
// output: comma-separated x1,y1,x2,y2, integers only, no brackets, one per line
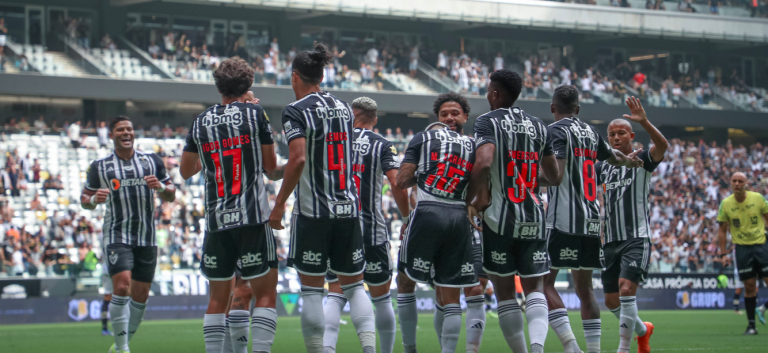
413,258,431,272
335,204,353,216
491,251,507,265
560,248,578,261
303,251,322,265
204,254,217,268
461,263,475,275
241,253,262,267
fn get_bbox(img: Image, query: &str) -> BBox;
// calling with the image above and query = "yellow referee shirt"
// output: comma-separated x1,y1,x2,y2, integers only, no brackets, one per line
717,191,768,245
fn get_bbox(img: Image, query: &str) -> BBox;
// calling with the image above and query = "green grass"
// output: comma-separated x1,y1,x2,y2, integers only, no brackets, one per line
1,311,767,352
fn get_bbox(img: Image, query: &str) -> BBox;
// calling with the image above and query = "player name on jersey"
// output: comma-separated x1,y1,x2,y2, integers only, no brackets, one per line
404,128,475,202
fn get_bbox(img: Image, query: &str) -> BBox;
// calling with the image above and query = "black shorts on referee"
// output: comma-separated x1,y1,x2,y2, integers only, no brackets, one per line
201,224,278,281
601,237,651,293
735,242,768,281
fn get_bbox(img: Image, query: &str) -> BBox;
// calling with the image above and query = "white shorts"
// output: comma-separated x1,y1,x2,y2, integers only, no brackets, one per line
101,258,113,295
0,35,6,47
734,266,744,289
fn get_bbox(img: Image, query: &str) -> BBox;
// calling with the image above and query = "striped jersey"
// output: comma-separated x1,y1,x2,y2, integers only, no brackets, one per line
282,92,359,218
546,117,612,237
351,128,400,246
597,149,661,243
85,151,169,246
474,107,553,240
183,102,274,232
402,127,475,204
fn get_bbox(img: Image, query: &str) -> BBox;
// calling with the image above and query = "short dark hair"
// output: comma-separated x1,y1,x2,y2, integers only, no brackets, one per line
213,57,254,98
109,115,131,132
433,92,470,116
292,43,332,85
351,97,377,121
553,85,580,114
489,70,522,103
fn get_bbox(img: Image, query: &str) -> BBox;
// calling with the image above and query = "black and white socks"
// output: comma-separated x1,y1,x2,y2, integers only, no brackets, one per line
548,308,579,353
203,313,226,353
110,295,130,352
228,310,250,353
525,293,549,353
101,299,110,331
498,299,527,352
464,295,486,353
582,319,601,353
252,307,277,353
433,303,445,346
127,299,146,341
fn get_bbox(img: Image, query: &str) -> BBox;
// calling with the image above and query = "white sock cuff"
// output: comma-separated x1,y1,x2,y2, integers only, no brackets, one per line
371,292,392,304
582,319,601,336
327,292,348,306
548,308,569,325
525,292,547,309
443,304,462,317
110,295,129,305
251,307,277,334
465,295,485,307
204,313,226,325
619,296,637,306
435,303,445,312
340,280,365,292
301,285,324,297
498,299,522,317
227,309,250,327
129,298,147,310
397,292,416,305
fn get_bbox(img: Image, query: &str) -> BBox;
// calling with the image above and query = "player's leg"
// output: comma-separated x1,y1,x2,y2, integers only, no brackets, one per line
602,242,629,353
106,244,134,353
201,231,238,353
573,236,605,353
743,277,759,333
222,278,236,353
515,237,552,353
365,242,397,353
323,273,345,353
464,280,487,353
544,230,581,353
126,246,157,342
241,226,279,353
434,287,445,347
398,207,435,353
737,244,760,334
754,242,768,324
397,270,419,353
288,214,330,353
228,276,252,353
436,286,463,353
102,294,112,335
490,274,528,352
331,218,376,352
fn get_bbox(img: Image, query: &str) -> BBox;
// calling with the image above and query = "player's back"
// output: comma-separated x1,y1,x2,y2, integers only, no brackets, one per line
282,92,358,218
405,128,475,203
546,117,612,237
474,107,551,240
187,102,273,232
351,128,400,246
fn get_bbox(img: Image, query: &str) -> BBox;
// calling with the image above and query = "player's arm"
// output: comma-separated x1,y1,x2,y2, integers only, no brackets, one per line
716,201,731,265
604,144,643,169
81,162,109,210
467,116,494,210
265,163,286,181
623,96,668,162
396,132,423,190
146,154,176,202
396,163,418,189
537,128,561,187
180,122,202,179
257,107,277,173
268,137,305,230
385,169,410,222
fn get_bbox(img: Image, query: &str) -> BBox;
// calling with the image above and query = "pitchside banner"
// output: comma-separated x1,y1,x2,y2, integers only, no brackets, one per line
1,273,764,325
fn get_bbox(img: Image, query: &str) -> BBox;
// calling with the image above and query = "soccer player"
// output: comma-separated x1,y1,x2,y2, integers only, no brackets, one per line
321,97,410,353
180,57,279,353
397,113,478,353
396,93,488,353
470,69,560,353
542,85,642,353
81,115,176,353
268,43,376,353
717,172,768,335
597,97,667,353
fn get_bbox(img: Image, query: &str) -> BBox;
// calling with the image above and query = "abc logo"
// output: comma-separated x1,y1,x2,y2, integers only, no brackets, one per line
491,251,506,263
413,258,431,270
461,263,474,274
533,251,547,262
303,251,321,262
352,249,363,262
366,262,382,272
560,248,578,259
241,253,261,265
204,254,217,267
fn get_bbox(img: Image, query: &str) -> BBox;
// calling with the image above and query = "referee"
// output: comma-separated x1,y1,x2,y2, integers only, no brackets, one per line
81,116,176,353
717,172,768,335
596,97,667,353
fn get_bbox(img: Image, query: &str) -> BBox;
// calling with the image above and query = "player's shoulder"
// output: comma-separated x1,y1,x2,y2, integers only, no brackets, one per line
476,108,508,121
89,154,114,168
520,110,548,129
747,191,766,201
356,128,386,142
289,92,320,108
136,150,162,162
721,194,735,206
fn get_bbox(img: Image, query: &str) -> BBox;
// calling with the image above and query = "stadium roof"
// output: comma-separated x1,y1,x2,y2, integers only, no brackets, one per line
112,0,768,43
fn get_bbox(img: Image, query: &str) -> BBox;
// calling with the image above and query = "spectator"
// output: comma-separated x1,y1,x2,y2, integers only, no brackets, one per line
67,121,81,148
97,121,109,148
672,83,682,108
31,159,40,183
33,116,46,135
322,63,336,89
632,71,646,89
148,40,161,59
76,18,90,49
270,37,279,56
580,74,592,99
366,46,379,66
0,18,7,56
263,53,275,84
360,63,373,85
559,66,571,86
494,52,504,71
409,46,419,78
437,50,448,74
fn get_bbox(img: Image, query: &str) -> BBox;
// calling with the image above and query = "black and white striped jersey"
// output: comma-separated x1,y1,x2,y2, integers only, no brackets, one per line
474,107,553,241
351,128,400,246
402,128,475,204
546,117,612,237
597,149,660,244
85,151,170,246
282,92,359,219
183,102,274,232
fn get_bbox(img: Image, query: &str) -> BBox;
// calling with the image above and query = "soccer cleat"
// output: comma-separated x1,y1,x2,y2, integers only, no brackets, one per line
102,329,113,336
743,326,757,335
635,322,654,353
735,310,743,315
757,307,766,325
339,318,348,325
403,344,418,353
108,344,117,353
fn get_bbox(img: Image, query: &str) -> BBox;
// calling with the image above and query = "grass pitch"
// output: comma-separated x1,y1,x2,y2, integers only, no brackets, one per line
2,311,766,352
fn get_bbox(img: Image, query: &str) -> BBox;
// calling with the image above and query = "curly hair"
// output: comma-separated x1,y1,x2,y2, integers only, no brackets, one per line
489,69,522,103
213,56,254,98
292,43,333,85
432,92,470,116
553,85,580,113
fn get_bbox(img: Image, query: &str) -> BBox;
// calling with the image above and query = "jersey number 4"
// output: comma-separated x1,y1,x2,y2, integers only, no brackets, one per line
328,144,347,190
211,148,242,197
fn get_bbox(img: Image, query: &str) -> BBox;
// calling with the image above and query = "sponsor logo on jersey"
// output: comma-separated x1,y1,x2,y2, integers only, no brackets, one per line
111,178,148,190
330,201,354,217
516,222,540,239
605,178,633,191
461,262,475,276
284,121,292,131
123,165,134,171
436,129,474,151
217,208,244,226
140,158,150,169
533,251,547,264
352,249,364,264
202,107,243,128
412,258,431,273
109,252,118,265
491,251,507,265
315,105,352,121
587,219,601,236
241,253,262,267
353,136,371,155
204,254,217,268
366,261,383,273
560,248,579,261
303,251,322,265
569,124,597,144
390,145,397,154
501,117,537,139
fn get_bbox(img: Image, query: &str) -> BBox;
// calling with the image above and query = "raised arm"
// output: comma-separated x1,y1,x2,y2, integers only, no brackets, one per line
623,96,668,162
